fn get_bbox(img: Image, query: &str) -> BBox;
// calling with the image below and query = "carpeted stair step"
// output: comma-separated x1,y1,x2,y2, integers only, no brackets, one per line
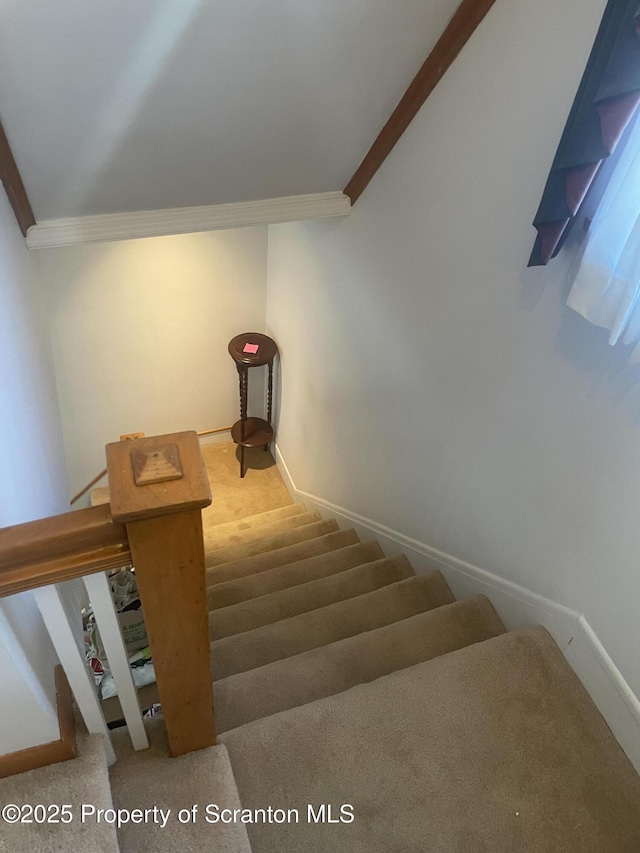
221,626,640,853
0,733,119,852
209,555,415,639
206,530,364,596
203,505,311,551
203,502,305,548
215,594,506,731
211,571,455,679
205,518,341,575
109,718,251,853
207,536,377,609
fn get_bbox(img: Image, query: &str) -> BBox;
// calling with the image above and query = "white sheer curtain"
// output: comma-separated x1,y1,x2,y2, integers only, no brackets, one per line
567,109,640,364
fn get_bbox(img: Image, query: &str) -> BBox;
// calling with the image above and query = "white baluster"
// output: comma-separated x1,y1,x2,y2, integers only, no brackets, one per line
34,583,115,764
83,572,149,751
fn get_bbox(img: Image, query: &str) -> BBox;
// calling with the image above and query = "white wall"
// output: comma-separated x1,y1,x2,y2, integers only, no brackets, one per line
0,186,69,751
267,0,640,697
39,227,269,501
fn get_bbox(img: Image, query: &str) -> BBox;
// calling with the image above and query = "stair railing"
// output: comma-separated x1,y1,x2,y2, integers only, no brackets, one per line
0,430,216,763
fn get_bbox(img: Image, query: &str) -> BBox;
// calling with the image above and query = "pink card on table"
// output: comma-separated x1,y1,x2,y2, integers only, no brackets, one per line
243,343,259,354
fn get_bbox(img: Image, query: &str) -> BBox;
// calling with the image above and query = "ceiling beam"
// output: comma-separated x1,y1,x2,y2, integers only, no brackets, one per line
0,119,36,236
344,0,498,204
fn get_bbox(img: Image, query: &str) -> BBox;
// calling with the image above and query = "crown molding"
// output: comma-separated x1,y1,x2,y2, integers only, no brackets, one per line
26,191,351,249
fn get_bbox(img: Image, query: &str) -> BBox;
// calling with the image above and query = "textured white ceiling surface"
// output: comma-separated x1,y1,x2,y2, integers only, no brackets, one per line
0,0,459,219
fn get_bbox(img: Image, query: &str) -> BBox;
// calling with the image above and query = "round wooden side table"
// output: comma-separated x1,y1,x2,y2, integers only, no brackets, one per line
228,332,278,478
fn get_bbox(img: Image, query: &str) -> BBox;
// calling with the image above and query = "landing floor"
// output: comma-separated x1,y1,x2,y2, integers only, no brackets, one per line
200,442,291,531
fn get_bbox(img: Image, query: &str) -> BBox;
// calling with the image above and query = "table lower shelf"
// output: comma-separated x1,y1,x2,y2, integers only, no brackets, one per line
231,417,273,448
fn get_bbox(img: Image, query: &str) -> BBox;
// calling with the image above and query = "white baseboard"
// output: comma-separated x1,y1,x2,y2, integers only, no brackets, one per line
275,444,640,773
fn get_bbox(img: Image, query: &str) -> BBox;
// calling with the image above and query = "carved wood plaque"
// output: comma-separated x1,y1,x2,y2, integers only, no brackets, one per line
131,444,183,486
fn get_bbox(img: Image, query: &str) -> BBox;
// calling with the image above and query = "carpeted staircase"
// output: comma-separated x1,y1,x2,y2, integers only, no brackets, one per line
3,502,640,852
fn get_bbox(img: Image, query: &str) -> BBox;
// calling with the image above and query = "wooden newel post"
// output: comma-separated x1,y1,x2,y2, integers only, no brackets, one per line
106,431,216,757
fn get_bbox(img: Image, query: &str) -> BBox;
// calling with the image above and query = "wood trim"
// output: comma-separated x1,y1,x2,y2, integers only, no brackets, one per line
108,431,216,756
344,0,498,203
0,119,36,236
34,586,116,766
127,511,216,756
26,192,351,249
197,425,233,437
70,468,108,506
54,666,78,760
0,667,77,779
106,431,211,523
0,504,130,598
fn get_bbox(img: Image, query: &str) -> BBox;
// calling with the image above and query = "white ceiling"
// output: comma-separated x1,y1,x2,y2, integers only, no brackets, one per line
0,0,460,220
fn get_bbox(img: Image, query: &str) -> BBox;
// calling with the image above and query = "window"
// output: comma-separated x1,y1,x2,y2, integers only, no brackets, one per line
567,108,640,362
530,0,640,269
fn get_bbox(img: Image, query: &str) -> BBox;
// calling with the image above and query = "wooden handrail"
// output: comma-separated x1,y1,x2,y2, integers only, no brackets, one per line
70,425,232,505
196,425,232,437
1,430,215,761
0,504,130,598
70,468,108,506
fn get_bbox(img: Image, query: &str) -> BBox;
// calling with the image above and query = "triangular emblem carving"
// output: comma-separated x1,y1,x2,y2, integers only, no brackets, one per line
131,444,183,486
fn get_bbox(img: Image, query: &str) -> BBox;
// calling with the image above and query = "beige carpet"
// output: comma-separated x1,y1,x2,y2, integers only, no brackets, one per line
205,510,320,554
214,595,506,732
209,555,416,639
77,471,640,852
222,626,640,853
0,734,118,853
205,518,339,570
91,441,291,527
203,504,304,551
211,571,455,679
206,503,303,536
206,531,364,607
200,442,291,529
109,718,251,853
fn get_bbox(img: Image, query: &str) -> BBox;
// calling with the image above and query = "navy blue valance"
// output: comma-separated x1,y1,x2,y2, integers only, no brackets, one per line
529,0,640,266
